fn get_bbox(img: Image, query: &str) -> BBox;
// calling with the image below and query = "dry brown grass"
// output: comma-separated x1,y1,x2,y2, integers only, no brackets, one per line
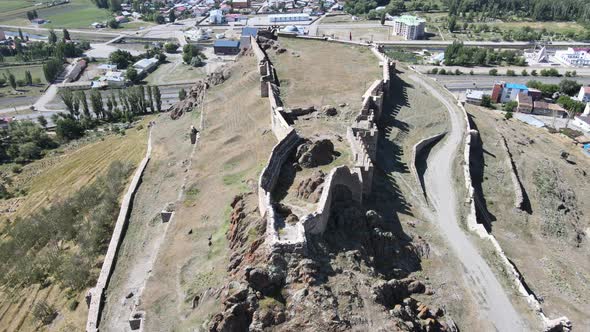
466,104,590,327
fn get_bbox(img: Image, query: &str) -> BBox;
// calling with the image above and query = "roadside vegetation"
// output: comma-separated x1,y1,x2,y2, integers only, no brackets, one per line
0,161,133,291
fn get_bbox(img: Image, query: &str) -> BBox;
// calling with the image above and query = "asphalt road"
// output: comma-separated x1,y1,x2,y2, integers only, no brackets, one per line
412,74,528,331
430,75,590,91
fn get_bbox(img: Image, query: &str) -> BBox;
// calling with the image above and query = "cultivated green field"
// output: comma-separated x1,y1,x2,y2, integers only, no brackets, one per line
0,0,112,29
0,0,37,12
0,65,47,107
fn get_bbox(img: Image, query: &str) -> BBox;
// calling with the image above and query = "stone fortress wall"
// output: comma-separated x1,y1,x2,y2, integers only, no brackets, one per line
499,134,525,210
86,131,153,332
251,33,395,250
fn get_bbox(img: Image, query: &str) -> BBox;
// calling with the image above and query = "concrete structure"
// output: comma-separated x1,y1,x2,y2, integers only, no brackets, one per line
576,86,590,102
240,27,258,49
532,101,567,117
133,57,159,76
86,131,153,332
491,82,528,103
232,0,250,9
269,13,311,23
213,40,240,55
516,93,533,113
392,15,426,40
94,70,126,88
465,89,485,105
574,105,590,132
63,59,87,83
555,47,590,67
209,9,225,24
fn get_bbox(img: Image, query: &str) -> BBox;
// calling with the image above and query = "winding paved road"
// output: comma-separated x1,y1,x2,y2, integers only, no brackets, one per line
412,74,528,331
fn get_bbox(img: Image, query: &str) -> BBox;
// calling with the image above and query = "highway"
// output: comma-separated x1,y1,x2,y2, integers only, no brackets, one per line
430,75,590,91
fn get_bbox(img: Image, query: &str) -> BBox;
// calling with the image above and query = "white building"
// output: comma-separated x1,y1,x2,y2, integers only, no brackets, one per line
209,9,225,24
576,86,590,103
573,104,590,132
392,15,425,40
268,13,311,23
133,58,159,76
555,48,590,67
465,89,485,105
94,70,126,88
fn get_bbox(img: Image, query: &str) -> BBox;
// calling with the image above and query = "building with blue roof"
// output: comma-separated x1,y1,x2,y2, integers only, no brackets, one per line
214,40,241,55
493,82,529,103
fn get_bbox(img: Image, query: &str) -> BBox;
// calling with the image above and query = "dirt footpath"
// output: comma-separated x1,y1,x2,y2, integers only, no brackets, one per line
137,55,275,331
100,114,197,331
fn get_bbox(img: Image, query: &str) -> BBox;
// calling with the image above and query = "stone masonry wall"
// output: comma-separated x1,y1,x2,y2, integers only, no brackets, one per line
86,130,153,332
500,135,525,210
302,54,395,235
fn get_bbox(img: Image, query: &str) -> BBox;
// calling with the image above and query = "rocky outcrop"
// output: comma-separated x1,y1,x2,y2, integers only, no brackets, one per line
169,68,230,120
296,139,336,168
296,170,325,202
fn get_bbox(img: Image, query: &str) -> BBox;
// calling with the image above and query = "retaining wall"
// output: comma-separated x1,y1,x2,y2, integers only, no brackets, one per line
302,166,363,234
500,135,525,210
411,132,447,201
453,99,570,330
86,130,153,332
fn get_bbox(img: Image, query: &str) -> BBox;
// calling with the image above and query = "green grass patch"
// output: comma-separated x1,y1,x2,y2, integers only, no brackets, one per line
0,0,36,12
385,49,420,64
38,0,111,29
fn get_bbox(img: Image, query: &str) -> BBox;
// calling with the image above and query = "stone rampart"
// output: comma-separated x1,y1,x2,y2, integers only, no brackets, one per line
500,135,525,210
302,166,363,234
86,130,153,332
411,132,447,201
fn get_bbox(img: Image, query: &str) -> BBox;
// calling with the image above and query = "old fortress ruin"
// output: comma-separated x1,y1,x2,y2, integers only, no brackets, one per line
252,34,394,253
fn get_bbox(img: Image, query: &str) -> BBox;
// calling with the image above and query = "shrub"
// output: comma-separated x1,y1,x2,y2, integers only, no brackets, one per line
489,68,498,76
506,69,516,76
32,301,57,325
504,111,513,120
503,100,518,112
431,68,439,74
68,299,79,311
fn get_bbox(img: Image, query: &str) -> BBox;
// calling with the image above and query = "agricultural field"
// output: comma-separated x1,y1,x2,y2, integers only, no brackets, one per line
0,65,48,109
0,0,37,12
0,118,152,331
0,0,112,29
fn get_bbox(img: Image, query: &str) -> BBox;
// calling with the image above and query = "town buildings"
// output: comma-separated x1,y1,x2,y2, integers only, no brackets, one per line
465,89,485,105
268,13,311,23
133,58,159,76
576,86,590,103
491,82,529,103
573,104,590,132
213,40,240,55
391,15,425,40
232,0,250,9
555,47,590,67
209,9,225,24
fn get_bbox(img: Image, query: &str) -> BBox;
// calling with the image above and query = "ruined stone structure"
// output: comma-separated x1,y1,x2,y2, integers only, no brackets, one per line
86,131,153,332
252,34,395,251
411,132,447,201
499,135,526,210
453,97,571,332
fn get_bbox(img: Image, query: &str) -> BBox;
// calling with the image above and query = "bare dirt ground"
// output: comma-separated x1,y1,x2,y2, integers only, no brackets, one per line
416,74,532,331
135,54,276,331
466,104,590,328
100,113,197,331
370,64,493,330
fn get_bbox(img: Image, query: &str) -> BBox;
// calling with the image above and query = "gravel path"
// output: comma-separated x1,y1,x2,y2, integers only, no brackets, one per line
412,74,528,331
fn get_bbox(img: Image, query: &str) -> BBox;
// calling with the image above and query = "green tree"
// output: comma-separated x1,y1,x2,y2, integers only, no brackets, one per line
489,68,498,76
169,10,176,23
56,118,84,141
18,28,24,40
448,16,457,32
109,49,134,69
504,111,513,120
153,86,162,112
90,89,104,118
147,85,155,112
108,18,119,29
481,95,492,108
531,70,538,76
60,89,75,113
62,29,71,41
7,72,16,90
25,70,33,86
521,69,528,76
48,29,58,44
32,301,57,325
503,100,517,112
37,115,48,129
77,91,90,118
559,79,582,96
506,69,516,76
178,88,187,101
126,67,139,83
164,43,178,53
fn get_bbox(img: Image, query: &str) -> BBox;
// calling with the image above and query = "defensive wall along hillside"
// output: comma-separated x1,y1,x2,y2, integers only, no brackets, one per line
451,95,572,331
250,35,395,253
86,130,153,332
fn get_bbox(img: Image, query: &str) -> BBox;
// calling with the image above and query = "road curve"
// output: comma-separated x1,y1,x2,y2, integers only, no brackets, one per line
411,74,527,331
